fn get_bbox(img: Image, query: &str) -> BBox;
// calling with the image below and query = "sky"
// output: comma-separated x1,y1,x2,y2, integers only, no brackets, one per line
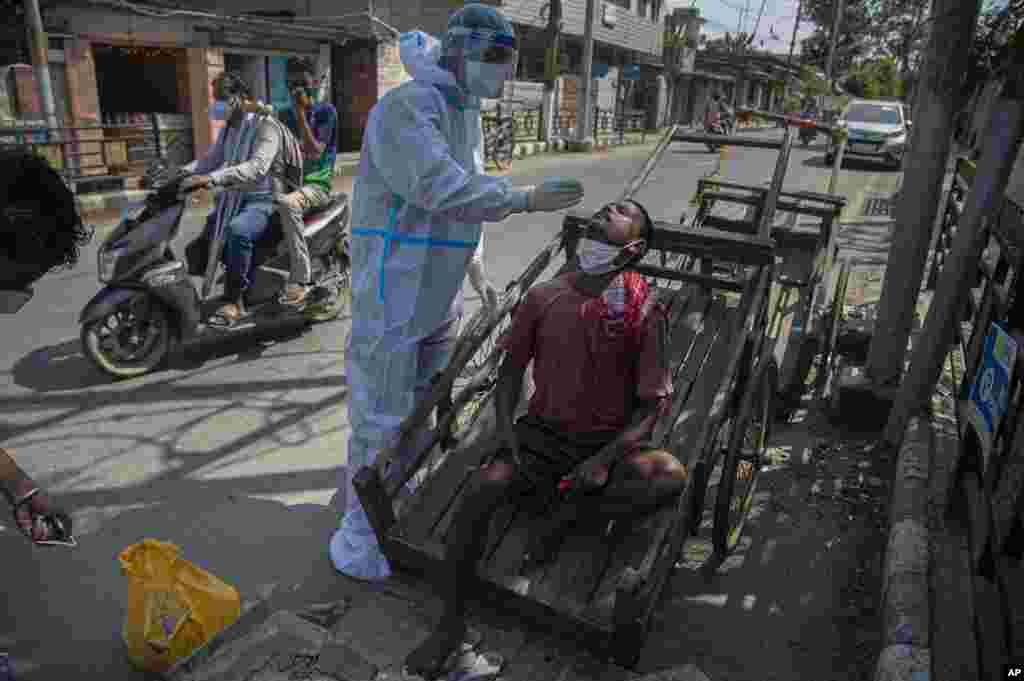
667,0,820,57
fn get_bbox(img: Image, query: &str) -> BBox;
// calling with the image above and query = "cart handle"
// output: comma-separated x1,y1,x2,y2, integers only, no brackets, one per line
672,132,784,150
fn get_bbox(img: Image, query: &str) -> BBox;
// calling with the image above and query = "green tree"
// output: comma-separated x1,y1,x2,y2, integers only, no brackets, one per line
965,0,1024,97
799,0,929,85
799,0,872,74
842,57,905,98
799,66,830,97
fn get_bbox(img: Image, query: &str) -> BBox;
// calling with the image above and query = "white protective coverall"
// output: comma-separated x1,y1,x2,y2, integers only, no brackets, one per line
330,16,549,579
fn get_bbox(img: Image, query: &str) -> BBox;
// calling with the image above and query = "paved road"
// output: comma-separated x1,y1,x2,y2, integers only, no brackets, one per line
0,131,897,680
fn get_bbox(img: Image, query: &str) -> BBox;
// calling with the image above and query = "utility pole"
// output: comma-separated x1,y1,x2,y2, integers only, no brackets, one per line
824,0,844,91
24,0,58,131
788,0,802,65
884,42,1024,446
541,0,562,141
576,0,597,148
863,0,982,388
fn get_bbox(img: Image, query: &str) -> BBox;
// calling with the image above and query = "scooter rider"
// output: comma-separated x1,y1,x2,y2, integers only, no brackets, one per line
712,91,734,133
329,6,585,582
277,59,339,310
179,70,303,328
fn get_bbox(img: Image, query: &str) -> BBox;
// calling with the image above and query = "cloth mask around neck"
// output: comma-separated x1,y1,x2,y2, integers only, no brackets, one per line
463,60,514,99
577,238,623,274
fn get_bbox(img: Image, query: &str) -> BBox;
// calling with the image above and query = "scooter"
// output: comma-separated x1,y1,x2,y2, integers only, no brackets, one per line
79,170,351,378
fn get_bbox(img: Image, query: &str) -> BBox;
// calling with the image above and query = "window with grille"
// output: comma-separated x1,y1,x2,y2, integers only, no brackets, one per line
638,0,648,17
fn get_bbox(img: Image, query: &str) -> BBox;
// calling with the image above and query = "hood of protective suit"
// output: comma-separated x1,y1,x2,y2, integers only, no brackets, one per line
399,31,457,90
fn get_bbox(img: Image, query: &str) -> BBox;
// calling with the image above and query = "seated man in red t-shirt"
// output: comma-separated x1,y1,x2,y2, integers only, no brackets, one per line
405,199,688,677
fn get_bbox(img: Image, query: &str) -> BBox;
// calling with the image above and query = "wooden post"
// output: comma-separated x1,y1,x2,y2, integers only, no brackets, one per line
864,0,982,387
883,60,1024,447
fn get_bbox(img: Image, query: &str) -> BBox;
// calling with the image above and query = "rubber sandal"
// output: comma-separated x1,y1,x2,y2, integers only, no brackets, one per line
209,303,244,328
446,651,504,681
278,284,311,309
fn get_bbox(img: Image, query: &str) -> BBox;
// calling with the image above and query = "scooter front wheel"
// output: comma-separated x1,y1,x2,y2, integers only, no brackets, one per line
81,295,172,379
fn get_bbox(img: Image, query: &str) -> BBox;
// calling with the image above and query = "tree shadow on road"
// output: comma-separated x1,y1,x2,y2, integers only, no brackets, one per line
1,332,359,680
1,490,342,681
801,155,901,174
637,407,889,681
8,324,323,394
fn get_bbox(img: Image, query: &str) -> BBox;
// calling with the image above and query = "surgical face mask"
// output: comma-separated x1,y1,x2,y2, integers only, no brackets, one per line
577,238,622,274
0,288,33,314
463,60,515,99
209,96,240,122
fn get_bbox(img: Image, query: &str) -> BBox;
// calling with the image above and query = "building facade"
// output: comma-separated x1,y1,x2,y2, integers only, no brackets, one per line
3,0,671,192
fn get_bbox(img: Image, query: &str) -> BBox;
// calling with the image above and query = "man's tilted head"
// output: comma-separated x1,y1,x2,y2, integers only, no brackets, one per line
590,200,653,246
0,149,92,313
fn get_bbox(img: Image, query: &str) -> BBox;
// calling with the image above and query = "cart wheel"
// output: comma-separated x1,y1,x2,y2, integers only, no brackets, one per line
712,359,778,557
449,305,515,437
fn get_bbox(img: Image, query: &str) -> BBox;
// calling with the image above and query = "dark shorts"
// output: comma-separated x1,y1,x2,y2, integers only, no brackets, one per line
506,416,614,483
489,416,666,514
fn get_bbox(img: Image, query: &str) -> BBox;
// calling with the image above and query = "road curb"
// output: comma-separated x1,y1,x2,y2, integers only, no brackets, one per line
874,415,933,681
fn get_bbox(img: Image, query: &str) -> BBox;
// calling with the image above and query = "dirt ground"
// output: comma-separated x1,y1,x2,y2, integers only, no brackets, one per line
630,396,892,681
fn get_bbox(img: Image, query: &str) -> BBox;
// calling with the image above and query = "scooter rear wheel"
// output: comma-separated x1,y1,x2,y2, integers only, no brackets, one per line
81,295,172,379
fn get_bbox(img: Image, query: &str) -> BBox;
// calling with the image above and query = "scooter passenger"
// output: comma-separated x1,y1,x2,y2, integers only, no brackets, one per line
180,70,303,328
276,59,339,310
329,6,585,583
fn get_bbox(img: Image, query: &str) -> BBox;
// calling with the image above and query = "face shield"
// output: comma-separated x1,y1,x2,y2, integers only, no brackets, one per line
443,7,519,99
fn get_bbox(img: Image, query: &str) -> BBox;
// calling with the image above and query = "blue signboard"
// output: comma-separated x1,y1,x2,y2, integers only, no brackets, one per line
621,65,641,81
592,62,609,79
967,323,1018,470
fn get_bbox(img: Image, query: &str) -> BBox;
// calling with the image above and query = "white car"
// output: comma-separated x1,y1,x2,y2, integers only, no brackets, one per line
826,99,911,169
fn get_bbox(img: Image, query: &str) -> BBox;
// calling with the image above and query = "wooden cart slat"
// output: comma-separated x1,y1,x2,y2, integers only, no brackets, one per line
586,507,677,624
667,301,743,472
397,403,499,544
649,222,775,266
701,190,842,221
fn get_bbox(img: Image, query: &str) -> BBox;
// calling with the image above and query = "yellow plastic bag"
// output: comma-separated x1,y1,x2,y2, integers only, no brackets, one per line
118,539,241,673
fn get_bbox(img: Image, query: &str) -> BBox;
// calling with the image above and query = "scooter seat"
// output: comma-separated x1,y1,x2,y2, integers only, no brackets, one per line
303,193,348,225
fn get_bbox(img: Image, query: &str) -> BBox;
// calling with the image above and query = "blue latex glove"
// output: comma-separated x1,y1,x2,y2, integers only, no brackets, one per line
525,177,584,213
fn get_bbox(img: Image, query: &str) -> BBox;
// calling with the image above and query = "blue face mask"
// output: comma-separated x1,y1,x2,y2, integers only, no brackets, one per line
209,97,240,122
209,100,229,121
463,61,514,99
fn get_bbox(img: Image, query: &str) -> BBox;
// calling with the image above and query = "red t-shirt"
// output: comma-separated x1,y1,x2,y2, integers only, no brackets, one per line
501,274,673,436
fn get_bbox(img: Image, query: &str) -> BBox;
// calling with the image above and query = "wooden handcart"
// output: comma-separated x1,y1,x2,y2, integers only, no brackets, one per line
353,123,847,668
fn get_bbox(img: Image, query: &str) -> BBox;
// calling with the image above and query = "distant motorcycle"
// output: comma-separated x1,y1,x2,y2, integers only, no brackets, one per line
703,111,733,152
798,111,818,146
799,124,817,146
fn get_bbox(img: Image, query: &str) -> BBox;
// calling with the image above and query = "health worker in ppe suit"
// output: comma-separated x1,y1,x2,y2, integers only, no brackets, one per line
330,4,585,582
